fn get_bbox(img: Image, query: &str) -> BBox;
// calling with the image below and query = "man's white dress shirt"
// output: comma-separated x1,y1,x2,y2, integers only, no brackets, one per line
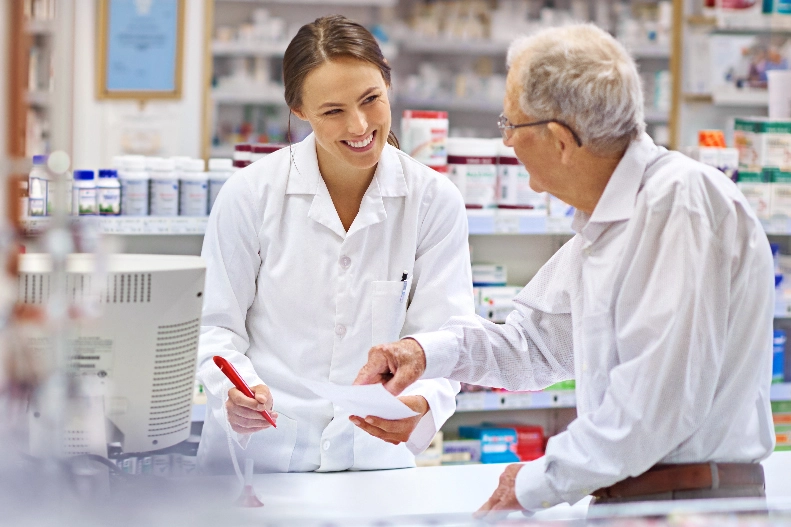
197,134,474,474
413,134,776,510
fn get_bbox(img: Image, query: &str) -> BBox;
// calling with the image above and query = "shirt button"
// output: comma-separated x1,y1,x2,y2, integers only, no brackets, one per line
339,256,351,269
542,501,551,509
582,248,591,256
335,324,346,337
323,441,331,451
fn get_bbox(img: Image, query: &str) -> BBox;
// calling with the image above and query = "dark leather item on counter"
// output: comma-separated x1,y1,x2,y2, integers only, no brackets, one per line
592,462,765,500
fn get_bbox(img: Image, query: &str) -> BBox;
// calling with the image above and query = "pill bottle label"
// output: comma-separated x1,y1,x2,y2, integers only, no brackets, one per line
29,177,48,216
150,179,179,216
120,179,149,216
179,180,208,216
98,188,121,216
74,188,97,215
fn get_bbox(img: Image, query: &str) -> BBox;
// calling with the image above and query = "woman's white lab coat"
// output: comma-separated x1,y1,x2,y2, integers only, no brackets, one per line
196,133,474,473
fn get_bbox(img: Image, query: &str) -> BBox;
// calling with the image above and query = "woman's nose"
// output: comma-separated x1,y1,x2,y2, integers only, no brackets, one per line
347,109,368,135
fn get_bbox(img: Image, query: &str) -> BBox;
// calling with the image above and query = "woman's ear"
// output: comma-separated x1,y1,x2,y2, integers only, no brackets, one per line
291,107,308,121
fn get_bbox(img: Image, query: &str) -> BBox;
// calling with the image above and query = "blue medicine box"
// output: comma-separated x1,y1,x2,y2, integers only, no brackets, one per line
459,426,520,464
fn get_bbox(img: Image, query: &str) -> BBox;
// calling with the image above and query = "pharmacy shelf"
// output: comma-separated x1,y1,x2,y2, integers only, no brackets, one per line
211,91,285,105
644,109,670,123
25,91,51,107
395,95,502,114
398,38,510,55
711,87,769,107
772,383,791,402
215,0,397,5
212,40,289,57
23,214,791,238
456,390,577,412
213,40,397,59
628,45,671,59
24,19,55,35
467,209,574,235
210,144,236,158
22,216,209,236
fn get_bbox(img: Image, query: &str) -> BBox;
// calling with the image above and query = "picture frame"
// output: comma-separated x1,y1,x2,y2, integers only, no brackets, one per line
96,0,185,100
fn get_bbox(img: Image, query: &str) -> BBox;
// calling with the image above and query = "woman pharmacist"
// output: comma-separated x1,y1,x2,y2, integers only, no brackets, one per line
196,15,474,474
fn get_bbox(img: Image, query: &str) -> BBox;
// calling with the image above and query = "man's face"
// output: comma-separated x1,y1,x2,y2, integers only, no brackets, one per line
502,61,572,203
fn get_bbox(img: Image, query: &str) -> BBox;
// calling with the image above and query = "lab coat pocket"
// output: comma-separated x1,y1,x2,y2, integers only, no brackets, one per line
247,412,298,473
371,280,408,346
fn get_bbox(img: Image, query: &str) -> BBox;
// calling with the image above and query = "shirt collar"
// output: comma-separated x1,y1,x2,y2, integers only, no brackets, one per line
285,133,408,197
573,134,657,241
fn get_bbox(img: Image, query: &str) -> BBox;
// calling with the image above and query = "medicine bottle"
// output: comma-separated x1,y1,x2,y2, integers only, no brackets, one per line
73,170,98,216
208,158,234,212
251,144,284,163
447,138,498,208
28,154,50,216
119,156,150,216
401,110,449,169
97,169,121,216
179,159,209,216
149,158,179,216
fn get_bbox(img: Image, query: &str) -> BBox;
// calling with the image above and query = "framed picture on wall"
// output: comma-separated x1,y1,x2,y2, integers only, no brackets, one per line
96,0,185,100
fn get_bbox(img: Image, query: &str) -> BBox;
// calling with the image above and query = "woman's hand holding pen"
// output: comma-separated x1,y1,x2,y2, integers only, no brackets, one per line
349,395,429,445
226,384,278,434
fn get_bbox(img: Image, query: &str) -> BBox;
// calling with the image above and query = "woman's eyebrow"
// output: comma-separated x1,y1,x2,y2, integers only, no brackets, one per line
317,87,380,109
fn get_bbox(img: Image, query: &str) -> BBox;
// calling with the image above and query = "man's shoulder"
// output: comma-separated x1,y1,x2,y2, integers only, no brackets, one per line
639,151,743,217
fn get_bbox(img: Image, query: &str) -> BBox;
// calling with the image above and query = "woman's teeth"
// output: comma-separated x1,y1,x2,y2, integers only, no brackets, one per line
344,133,374,148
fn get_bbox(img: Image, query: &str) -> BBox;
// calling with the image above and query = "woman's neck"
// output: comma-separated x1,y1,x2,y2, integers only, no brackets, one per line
316,143,377,231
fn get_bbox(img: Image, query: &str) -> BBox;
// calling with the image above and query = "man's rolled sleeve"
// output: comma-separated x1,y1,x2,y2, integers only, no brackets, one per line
514,458,566,511
407,330,460,380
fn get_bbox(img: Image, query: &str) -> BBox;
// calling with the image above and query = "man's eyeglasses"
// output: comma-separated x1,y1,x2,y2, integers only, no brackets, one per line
497,113,583,147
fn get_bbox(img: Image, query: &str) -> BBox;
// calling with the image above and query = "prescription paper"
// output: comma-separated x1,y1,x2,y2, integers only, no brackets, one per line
299,379,419,420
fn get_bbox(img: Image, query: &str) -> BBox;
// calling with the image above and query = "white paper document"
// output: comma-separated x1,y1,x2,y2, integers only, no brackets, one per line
299,379,419,420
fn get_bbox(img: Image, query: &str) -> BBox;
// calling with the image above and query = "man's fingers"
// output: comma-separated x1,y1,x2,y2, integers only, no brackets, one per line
473,494,498,519
383,371,418,396
353,350,391,386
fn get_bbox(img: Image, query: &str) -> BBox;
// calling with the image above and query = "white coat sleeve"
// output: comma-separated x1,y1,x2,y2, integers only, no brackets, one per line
196,172,266,448
513,190,737,510
400,176,476,454
410,241,577,390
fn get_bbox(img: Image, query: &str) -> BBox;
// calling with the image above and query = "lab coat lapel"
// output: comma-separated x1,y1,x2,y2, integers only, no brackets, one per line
346,145,407,238
285,134,347,238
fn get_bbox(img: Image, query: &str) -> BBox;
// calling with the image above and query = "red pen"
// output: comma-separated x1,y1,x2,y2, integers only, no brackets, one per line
213,355,277,428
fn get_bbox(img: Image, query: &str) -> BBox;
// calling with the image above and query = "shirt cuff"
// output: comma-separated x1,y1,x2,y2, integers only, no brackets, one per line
406,331,460,380
514,457,565,511
405,408,436,455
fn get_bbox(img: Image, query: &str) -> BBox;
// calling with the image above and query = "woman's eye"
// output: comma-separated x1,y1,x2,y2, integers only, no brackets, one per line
363,95,379,104
324,109,341,116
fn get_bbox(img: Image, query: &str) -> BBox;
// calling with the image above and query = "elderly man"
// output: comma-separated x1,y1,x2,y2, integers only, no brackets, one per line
353,24,775,516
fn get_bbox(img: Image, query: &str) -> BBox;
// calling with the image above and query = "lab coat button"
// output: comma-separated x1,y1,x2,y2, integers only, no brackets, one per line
339,256,351,269
323,441,331,451
542,501,551,509
335,324,346,337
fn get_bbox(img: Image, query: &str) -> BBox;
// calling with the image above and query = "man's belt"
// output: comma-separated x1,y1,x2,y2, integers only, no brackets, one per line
592,462,765,500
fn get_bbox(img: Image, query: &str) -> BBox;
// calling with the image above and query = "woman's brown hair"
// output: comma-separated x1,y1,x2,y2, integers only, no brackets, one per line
283,15,399,149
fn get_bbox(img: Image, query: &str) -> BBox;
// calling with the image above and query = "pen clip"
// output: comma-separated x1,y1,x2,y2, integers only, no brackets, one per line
399,270,409,303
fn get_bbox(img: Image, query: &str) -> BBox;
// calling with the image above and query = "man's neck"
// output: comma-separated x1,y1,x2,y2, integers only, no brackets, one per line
568,150,625,215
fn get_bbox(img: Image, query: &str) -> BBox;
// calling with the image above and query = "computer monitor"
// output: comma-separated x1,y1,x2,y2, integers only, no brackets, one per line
18,253,206,454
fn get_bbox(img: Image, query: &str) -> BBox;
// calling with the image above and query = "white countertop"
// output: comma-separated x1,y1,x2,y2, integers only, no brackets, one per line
193,451,791,523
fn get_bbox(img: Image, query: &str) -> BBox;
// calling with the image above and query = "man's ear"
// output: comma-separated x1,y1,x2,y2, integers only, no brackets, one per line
546,122,578,165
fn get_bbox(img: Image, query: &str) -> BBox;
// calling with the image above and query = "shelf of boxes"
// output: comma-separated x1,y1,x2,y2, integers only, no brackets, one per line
212,40,397,58
398,38,511,55
772,383,791,402
394,96,502,114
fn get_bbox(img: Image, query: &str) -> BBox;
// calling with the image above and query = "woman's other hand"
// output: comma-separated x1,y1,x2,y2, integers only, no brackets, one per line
225,384,278,434
348,395,429,445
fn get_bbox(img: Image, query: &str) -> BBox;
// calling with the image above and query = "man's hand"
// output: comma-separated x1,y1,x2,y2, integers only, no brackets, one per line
353,338,427,395
225,384,278,434
349,395,429,445
473,464,524,519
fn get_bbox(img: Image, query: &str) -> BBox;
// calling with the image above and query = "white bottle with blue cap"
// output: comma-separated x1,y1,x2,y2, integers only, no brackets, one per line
73,170,97,216
28,154,50,216
97,169,121,216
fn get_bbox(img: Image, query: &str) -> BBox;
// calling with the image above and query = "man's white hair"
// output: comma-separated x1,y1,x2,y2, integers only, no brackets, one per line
506,24,645,156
